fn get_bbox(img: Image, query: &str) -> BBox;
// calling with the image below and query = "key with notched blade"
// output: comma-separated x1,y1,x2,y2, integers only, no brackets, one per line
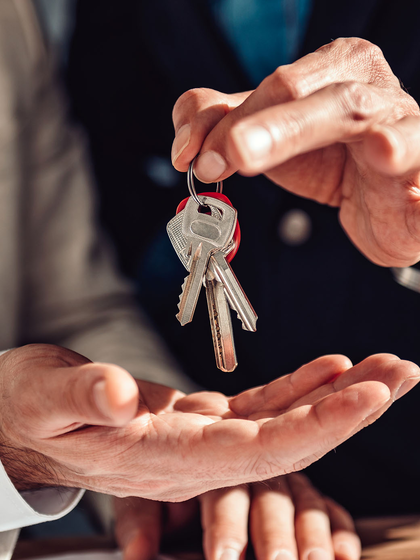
167,198,238,371
168,193,257,332
176,195,237,326
205,265,238,372
207,251,257,332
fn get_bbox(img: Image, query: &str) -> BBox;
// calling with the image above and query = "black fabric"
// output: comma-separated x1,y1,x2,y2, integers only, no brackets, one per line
67,1,420,517
301,0,420,101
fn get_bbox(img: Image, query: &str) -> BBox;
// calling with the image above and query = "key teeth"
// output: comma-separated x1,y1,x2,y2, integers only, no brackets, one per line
237,312,246,330
225,291,258,331
238,312,258,332
177,277,188,311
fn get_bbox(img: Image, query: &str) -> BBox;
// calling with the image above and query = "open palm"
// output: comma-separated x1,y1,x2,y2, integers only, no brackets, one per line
1,345,418,501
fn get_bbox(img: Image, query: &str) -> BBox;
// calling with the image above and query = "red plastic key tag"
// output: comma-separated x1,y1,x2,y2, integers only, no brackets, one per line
176,192,241,262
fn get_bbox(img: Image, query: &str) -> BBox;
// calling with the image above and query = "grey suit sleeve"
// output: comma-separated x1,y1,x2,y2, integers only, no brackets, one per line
19,39,197,393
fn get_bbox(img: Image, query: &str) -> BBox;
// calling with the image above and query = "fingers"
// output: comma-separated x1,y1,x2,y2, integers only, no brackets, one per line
41,362,139,433
187,38,405,183
230,353,420,419
229,355,353,416
198,379,390,490
1,344,140,440
289,473,333,560
224,82,394,178
288,473,361,560
255,380,391,476
174,391,232,417
200,486,250,560
260,357,417,472
325,497,361,560
250,474,360,560
364,116,420,176
288,354,420,412
114,497,162,560
250,477,298,560
171,88,251,171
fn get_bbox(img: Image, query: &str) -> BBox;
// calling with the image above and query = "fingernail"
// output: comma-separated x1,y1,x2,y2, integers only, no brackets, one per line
395,377,420,400
334,541,359,560
195,150,227,182
219,548,240,560
235,125,273,160
275,550,296,560
306,549,330,560
92,379,112,419
171,124,191,163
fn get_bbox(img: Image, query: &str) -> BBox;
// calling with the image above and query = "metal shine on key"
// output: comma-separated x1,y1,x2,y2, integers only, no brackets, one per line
166,159,258,372
205,266,238,372
177,195,237,326
167,204,238,372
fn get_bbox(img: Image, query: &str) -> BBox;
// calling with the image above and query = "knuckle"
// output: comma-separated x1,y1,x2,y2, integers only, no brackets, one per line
395,91,420,119
278,112,306,151
173,87,218,127
326,38,397,86
264,65,308,102
352,37,383,60
349,38,397,86
318,37,371,58
331,37,384,63
334,81,376,124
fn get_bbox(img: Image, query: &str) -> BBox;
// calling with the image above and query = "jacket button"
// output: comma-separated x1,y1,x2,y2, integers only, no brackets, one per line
278,209,312,246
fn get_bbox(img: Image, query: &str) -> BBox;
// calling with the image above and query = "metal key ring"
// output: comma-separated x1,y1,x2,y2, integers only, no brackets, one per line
187,157,223,206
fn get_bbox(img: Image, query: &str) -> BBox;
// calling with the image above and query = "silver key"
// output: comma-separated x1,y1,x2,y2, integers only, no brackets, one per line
167,204,230,269
167,202,238,371
167,198,257,331
205,266,238,372
208,251,257,332
176,196,237,326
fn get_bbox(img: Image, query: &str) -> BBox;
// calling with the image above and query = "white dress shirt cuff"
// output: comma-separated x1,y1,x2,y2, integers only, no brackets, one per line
0,528,19,560
0,460,84,531
0,349,84,531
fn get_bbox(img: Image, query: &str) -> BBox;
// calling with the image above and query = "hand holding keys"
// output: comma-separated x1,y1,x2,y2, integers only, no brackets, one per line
167,163,257,372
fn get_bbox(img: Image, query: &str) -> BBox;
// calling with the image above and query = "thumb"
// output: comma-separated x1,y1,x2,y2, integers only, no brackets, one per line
2,346,139,438
39,362,140,435
364,116,420,176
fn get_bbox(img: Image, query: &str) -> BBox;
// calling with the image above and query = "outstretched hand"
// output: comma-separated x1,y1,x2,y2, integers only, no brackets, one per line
115,473,361,560
172,38,420,267
0,344,418,501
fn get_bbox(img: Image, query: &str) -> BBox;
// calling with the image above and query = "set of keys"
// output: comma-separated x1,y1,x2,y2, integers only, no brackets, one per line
166,162,257,372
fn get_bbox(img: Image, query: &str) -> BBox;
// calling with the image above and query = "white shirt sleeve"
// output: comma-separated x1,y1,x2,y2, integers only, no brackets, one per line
0,529,19,560
0,343,84,559
0,460,84,532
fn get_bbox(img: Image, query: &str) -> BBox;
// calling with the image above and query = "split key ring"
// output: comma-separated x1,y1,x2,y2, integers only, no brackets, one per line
187,157,223,206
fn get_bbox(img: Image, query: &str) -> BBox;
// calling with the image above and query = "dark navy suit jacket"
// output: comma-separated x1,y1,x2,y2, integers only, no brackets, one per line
67,0,420,516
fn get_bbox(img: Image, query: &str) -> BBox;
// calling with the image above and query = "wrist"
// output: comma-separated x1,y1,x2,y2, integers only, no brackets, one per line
0,434,59,491
0,458,84,531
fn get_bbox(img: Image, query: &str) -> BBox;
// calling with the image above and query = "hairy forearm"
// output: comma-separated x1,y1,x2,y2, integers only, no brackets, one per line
0,437,59,491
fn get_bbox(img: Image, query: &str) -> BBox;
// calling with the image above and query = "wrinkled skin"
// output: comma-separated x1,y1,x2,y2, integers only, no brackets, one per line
172,38,420,267
0,344,418,501
115,473,362,560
